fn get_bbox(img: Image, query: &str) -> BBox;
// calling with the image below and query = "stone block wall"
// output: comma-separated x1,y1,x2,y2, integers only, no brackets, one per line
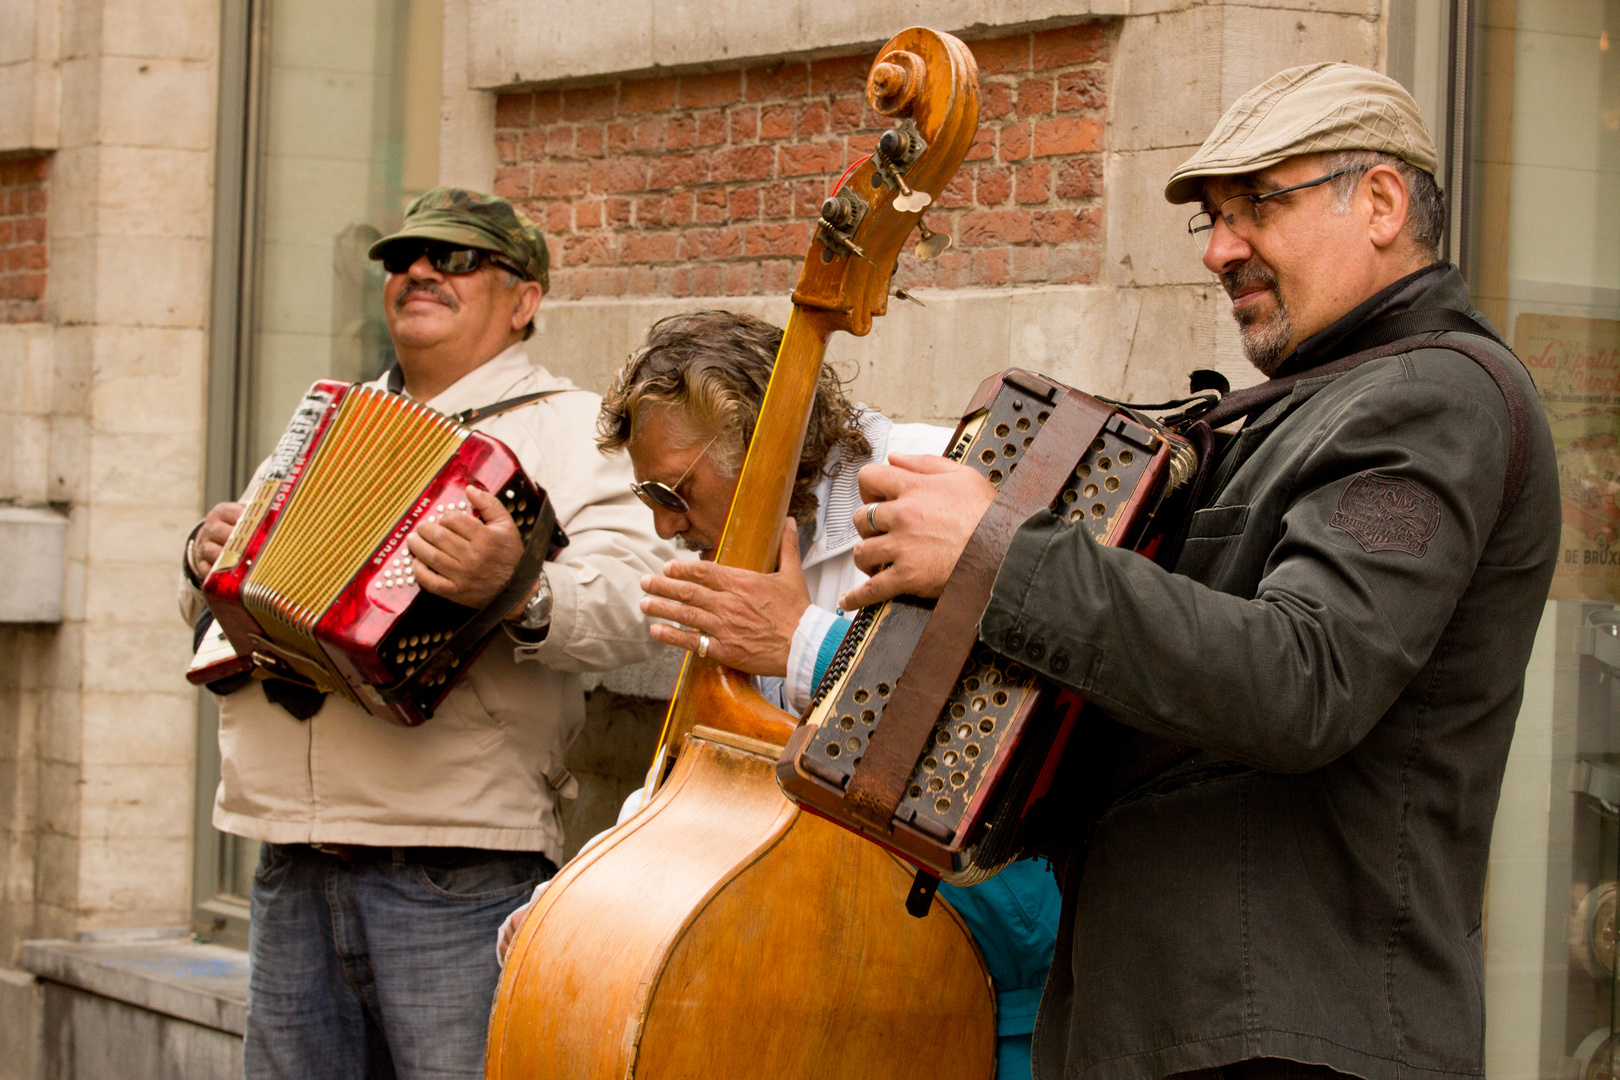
0,0,220,963
558,689,666,861
0,154,48,324
492,22,1111,301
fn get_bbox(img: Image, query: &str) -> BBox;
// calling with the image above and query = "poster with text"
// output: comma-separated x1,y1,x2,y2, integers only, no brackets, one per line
1519,313,1620,602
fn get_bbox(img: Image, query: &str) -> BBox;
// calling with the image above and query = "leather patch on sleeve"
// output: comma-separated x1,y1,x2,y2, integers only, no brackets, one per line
1330,473,1442,557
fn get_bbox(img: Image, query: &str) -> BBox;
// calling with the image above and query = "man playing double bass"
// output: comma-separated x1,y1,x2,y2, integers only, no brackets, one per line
498,309,1061,1080
841,65,1558,1080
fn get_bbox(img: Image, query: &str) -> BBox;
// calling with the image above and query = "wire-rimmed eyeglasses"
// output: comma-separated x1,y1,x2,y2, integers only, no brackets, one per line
629,436,719,515
1186,166,1367,253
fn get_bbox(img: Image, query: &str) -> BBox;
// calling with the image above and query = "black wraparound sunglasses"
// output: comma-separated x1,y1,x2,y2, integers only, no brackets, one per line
380,240,528,279
630,437,718,515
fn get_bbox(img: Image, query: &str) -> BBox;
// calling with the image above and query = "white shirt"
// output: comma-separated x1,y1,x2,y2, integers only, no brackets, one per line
778,410,953,713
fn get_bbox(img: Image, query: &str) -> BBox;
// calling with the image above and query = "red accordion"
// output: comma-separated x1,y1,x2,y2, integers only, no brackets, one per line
189,380,563,725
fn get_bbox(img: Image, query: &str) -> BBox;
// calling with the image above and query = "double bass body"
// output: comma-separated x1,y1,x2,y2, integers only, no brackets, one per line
488,728,995,1077
488,28,995,1079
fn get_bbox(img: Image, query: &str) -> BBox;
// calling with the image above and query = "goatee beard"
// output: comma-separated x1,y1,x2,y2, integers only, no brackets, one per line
1223,258,1293,375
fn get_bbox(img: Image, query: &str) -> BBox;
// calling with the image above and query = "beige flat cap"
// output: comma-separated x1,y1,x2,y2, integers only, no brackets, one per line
1164,63,1438,205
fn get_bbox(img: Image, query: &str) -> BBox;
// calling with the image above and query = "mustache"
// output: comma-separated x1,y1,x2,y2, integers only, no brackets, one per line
675,533,713,554
1220,258,1278,301
395,281,459,311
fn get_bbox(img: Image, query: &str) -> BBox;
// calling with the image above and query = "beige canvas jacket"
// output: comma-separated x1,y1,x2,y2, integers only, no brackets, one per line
179,344,674,858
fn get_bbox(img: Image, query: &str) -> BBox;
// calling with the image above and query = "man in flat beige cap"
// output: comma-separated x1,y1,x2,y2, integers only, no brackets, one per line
843,63,1559,1080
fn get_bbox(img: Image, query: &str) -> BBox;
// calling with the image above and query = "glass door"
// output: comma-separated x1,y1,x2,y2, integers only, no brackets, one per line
1472,1,1620,1075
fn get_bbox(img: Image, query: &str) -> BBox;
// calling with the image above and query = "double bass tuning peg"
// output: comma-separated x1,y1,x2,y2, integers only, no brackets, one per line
818,193,875,265
914,218,951,261
893,187,932,214
875,125,932,214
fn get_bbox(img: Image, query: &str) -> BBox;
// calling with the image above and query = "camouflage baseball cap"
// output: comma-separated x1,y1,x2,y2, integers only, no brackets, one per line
368,186,550,291
1164,63,1439,205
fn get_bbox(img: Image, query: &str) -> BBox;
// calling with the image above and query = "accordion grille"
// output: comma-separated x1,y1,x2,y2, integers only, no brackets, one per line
242,388,466,672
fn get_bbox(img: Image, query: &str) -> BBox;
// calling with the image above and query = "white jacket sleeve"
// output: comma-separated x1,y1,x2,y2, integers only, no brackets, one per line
783,605,846,714
502,393,676,674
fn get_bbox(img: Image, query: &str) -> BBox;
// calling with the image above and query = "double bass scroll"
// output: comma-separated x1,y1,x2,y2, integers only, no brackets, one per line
643,25,983,786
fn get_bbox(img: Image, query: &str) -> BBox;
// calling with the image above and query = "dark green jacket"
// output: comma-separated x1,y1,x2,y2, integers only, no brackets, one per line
982,266,1560,1080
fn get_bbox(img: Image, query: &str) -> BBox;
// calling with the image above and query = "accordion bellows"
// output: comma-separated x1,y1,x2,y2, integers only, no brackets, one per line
194,380,558,726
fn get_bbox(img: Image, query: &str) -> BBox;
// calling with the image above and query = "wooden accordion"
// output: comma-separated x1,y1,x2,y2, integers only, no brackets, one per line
777,369,1196,883
189,380,564,726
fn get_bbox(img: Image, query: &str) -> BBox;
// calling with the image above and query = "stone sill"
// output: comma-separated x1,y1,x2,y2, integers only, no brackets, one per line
19,936,249,1036
466,1,1121,90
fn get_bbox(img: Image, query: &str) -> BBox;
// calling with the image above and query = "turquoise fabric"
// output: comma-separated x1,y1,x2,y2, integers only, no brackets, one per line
806,615,1061,1073
997,1034,1034,1080
810,615,852,692
937,860,1061,1038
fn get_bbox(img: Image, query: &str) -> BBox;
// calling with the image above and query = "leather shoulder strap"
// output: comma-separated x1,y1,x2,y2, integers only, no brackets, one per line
1332,306,1507,356
841,391,1116,832
1199,330,1533,536
1429,338,1534,535
451,389,571,426
380,363,573,426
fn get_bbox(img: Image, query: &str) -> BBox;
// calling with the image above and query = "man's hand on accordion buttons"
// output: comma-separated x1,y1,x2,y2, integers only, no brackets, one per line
190,501,246,579
841,454,996,610
406,484,526,611
639,517,810,676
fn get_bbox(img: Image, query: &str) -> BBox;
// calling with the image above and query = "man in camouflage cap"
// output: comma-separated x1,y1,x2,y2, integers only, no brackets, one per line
839,63,1558,1080
181,186,671,1078
372,186,551,294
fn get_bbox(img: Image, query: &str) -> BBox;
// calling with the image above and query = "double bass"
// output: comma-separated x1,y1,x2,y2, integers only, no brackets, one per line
487,28,995,1080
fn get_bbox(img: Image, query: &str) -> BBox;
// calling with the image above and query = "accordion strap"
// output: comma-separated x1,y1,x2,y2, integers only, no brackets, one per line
450,389,570,426
381,360,572,427
1198,321,1532,536
841,390,1116,832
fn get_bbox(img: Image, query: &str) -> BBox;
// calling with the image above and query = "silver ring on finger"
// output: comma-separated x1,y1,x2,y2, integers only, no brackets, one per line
697,632,711,659
865,502,881,533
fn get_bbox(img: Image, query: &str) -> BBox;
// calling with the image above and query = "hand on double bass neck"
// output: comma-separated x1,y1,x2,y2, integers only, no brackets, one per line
641,517,812,675
841,453,996,610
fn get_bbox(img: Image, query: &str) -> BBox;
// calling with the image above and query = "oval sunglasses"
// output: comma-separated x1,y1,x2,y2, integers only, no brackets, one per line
629,436,719,515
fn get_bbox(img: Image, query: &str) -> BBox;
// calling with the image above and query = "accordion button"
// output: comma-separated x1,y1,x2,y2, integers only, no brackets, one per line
1050,651,1070,674
1005,630,1025,650
1026,640,1045,662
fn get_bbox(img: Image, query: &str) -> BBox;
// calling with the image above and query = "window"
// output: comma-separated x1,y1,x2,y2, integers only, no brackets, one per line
1468,1,1620,1076
196,0,443,938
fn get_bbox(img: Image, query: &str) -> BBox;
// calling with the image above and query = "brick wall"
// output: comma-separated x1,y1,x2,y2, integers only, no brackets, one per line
0,155,48,323
493,23,1109,300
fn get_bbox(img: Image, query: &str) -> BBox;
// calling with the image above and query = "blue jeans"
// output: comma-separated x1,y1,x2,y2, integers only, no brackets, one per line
244,843,552,1080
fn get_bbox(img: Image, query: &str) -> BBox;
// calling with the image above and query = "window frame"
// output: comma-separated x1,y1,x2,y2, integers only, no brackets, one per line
192,0,268,947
